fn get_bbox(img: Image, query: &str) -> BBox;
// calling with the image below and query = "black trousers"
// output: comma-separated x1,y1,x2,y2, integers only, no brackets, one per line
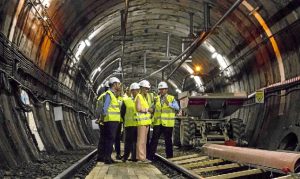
123,126,137,160
97,124,105,160
103,121,119,161
149,125,173,160
114,122,122,156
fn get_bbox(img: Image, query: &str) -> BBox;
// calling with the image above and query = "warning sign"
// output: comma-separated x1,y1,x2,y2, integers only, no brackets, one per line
255,90,264,103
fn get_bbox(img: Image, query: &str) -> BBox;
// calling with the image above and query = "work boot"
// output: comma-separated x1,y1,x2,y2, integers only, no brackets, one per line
96,157,104,162
105,159,116,164
116,154,123,160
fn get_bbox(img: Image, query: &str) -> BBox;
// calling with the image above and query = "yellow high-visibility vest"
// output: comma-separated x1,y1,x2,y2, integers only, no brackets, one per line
147,93,154,106
153,94,175,127
117,96,124,122
135,93,151,126
95,92,107,125
104,90,121,122
123,97,137,127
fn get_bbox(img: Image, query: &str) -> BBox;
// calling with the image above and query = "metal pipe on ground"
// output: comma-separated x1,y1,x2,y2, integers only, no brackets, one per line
203,144,300,173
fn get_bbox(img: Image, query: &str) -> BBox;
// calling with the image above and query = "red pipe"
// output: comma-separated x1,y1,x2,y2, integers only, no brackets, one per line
203,144,300,173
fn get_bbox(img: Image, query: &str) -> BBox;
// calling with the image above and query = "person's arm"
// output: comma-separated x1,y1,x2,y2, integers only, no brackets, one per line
136,96,148,113
169,99,180,111
120,102,126,120
102,93,111,115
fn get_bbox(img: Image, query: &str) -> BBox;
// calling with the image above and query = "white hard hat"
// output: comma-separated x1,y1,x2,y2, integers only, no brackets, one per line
109,77,120,84
139,80,151,88
130,82,140,90
105,81,109,88
158,81,168,89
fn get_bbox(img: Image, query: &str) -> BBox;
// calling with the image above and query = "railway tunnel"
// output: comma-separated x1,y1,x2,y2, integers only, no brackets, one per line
0,0,300,178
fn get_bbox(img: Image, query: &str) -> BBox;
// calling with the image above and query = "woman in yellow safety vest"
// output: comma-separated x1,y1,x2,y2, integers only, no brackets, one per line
148,81,179,160
135,80,153,163
120,82,140,162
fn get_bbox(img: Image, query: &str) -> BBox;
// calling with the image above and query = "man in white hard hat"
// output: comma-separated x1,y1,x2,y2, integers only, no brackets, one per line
95,80,110,162
120,82,140,162
135,80,153,163
102,77,122,164
148,81,179,160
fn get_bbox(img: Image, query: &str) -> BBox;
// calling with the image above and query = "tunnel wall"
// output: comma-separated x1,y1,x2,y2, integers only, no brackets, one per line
0,72,98,168
226,17,300,150
0,1,98,168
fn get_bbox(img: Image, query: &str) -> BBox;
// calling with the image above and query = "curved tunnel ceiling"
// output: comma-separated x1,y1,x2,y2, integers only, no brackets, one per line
2,0,299,94
50,0,298,95
56,0,263,92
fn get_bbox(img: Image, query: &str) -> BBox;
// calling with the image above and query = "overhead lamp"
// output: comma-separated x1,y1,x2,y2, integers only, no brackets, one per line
211,52,218,59
176,89,182,93
84,39,91,46
195,65,202,72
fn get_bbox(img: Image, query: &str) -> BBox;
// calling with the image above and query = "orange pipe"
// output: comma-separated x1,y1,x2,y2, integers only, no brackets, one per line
203,144,300,172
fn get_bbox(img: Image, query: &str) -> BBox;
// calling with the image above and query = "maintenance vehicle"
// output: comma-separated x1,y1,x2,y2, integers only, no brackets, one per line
174,91,248,147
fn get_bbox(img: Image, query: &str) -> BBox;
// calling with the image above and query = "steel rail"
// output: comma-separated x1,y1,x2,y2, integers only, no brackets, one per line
154,154,203,179
54,149,97,179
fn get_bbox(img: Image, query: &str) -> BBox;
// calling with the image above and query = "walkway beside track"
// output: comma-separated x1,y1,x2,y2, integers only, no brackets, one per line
86,161,169,179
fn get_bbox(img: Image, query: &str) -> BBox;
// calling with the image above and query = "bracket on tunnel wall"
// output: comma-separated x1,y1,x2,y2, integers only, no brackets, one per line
54,106,63,121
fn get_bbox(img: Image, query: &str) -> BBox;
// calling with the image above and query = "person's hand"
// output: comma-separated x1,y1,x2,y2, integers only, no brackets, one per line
164,98,169,105
148,108,154,113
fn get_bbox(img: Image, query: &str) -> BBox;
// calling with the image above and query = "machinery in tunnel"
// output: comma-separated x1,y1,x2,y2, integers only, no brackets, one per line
175,90,248,147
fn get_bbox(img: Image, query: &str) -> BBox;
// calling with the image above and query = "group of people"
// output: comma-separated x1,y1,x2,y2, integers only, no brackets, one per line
96,77,179,164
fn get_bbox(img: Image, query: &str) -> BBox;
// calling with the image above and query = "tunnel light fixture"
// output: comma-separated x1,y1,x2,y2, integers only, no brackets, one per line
181,63,204,90
195,65,202,72
211,52,218,59
182,63,194,74
203,41,216,53
176,89,182,93
90,67,102,83
84,39,91,47
216,54,227,70
193,76,205,92
41,0,51,8
74,41,86,61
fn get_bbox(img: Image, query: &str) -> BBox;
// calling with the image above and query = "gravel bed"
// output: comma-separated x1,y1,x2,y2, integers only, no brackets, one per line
0,147,96,179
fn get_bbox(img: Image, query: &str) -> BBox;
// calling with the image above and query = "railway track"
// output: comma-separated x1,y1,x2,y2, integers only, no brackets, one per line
54,145,300,179
155,153,300,179
54,149,97,179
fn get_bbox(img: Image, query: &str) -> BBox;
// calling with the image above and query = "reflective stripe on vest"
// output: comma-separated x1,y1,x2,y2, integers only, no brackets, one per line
135,93,151,126
153,95,175,127
104,90,121,122
123,97,137,127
